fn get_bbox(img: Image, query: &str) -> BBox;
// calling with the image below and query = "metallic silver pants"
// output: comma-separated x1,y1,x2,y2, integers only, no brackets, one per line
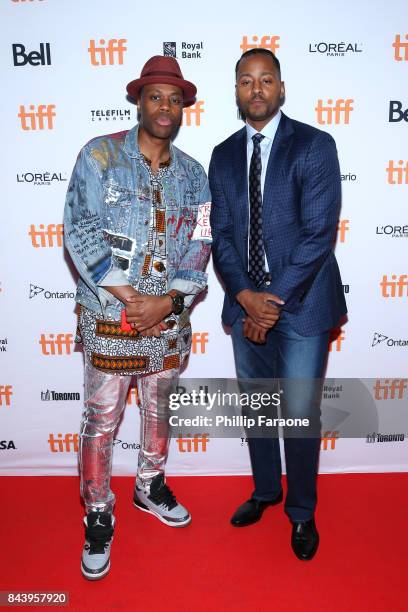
79,358,178,514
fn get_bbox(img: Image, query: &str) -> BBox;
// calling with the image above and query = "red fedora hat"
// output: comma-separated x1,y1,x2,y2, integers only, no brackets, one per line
126,55,197,107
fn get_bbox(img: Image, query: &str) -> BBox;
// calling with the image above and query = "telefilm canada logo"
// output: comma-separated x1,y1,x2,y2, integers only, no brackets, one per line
163,41,204,59
90,108,131,122
372,332,408,348
308,41,362,56
29,284,75,300
17,171,66,186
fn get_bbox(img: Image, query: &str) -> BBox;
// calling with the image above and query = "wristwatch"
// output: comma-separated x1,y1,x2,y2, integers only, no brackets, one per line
168,293,184,315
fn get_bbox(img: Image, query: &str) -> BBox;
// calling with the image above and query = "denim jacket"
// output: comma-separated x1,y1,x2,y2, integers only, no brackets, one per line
64,125,211,318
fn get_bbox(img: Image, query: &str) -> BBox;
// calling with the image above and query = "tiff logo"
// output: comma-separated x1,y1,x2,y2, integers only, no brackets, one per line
380,274,408,298
315,99,353,124
176,433,209,452
29,224,63,247
191,332,208,354
321,431,339,450
328,328,345,352
48,433,78,452
88,39,127,66
337,220,350,243
0,386,13,407
374,379,407,400
39,333,74,355
240,36,280,54
12,43,51,66
386,161,408,184
18,104,56,130
182,101,204,126
392,34,408,61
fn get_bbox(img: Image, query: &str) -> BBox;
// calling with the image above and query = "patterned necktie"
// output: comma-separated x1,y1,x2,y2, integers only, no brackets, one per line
248,133,265,286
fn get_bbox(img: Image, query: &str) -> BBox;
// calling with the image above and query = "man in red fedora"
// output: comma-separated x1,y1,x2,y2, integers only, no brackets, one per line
64,55,211,580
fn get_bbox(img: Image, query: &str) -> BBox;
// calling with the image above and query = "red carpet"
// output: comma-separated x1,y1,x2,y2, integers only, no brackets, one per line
2,474,406,611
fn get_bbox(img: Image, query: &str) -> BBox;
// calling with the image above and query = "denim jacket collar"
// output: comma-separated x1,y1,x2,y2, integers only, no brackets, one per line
123,124,179,177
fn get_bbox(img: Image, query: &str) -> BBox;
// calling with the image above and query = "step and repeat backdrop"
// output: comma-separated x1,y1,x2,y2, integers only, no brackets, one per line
1,0,407,476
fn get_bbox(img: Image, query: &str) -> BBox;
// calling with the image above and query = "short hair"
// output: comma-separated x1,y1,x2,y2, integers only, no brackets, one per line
235,48,281,80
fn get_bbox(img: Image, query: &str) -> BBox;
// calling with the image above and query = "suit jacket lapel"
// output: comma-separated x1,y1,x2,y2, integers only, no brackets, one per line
231,127,249,239
263,113,295,206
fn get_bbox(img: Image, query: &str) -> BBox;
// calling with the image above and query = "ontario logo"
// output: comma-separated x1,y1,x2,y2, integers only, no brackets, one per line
29,284,75,300
372,332,408,348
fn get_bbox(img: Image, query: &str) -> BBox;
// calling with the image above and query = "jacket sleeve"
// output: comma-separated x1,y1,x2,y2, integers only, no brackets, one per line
209,151,253,303
63,145,128,310
266,133,341,312
168,167,211,307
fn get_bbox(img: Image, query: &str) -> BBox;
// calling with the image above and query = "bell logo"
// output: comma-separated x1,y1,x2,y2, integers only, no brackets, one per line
126,387,139,405
380,274,408,298
191,332,208,354
12,43,51,66
392,34,408,61
240,36,280,54
39,333,74,355
0,386,13,407
176,433,209,452
182,101,204,126
337,220,350,243
88,39,127,66
18,104,55,130
29,224,63,247
48,433,79,452
386,161,408,184
315,99,353,125
321,431,339,450
329,328,345,352
374,379,407,400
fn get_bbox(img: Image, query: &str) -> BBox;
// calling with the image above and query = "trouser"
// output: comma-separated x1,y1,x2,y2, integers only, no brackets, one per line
231,311,329,522
79,357,179,514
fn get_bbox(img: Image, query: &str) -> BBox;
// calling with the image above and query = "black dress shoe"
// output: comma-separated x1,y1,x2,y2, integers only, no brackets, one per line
291,518,319,560
230,492,283,527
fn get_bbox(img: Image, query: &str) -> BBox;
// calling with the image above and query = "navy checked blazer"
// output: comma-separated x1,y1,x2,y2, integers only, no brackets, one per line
209,112,347,336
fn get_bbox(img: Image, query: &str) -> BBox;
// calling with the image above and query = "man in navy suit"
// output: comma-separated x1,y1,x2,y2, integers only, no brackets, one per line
209,48,347,560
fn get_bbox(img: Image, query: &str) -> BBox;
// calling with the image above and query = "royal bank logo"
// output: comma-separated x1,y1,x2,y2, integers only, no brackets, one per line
17,172,67,186
308,42,362,57
0,338,8,353
372,332,408,348
29,283,75,300
90,108,131,122
163,42,177,57
163,41,204,59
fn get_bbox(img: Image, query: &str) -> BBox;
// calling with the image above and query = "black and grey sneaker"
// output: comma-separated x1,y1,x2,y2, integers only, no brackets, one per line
81,512,114,580
133,474,191,527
